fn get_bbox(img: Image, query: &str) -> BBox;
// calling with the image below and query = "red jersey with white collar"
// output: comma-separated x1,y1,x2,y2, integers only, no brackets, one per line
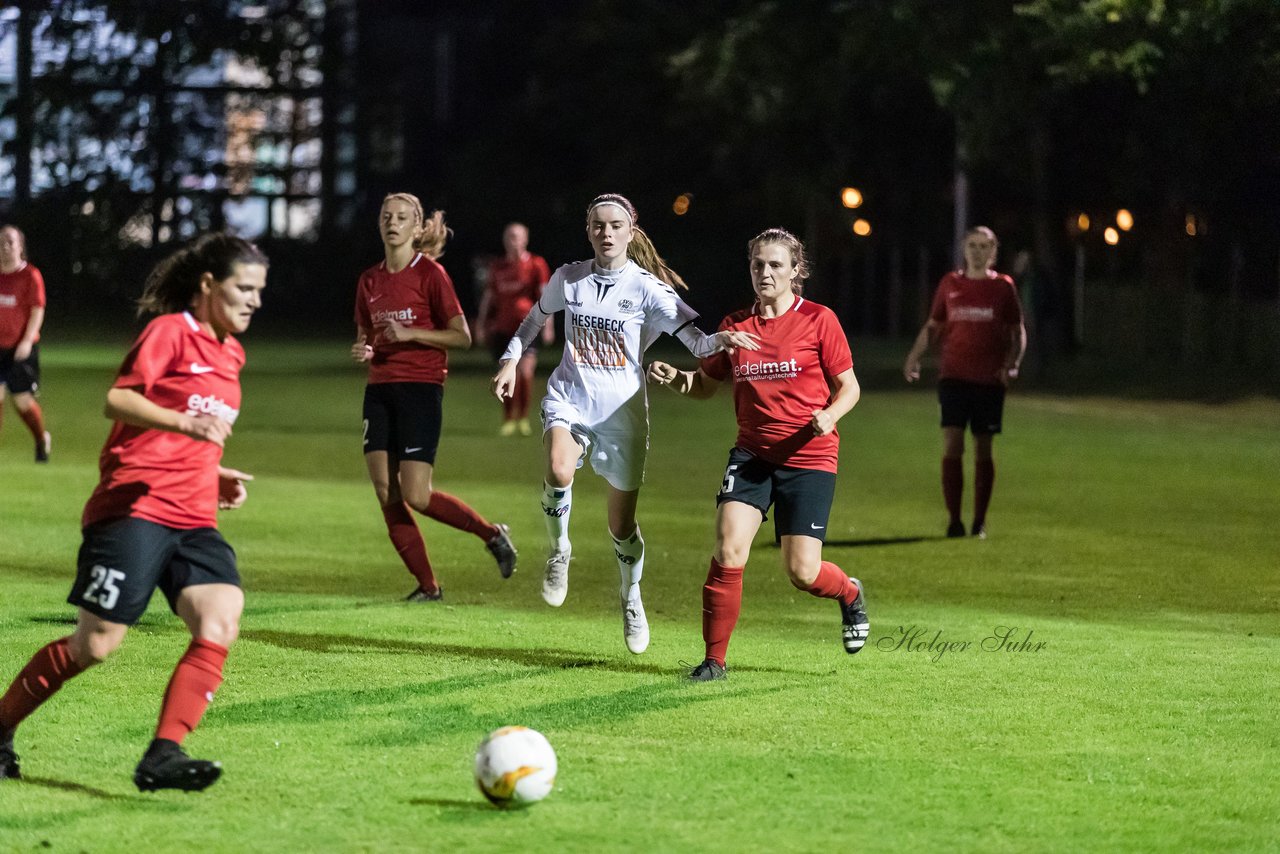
929,271,1023,385
700,297,853,473
0,263,46,348
82,312,244,530
485,252,550,337
354,253,464,385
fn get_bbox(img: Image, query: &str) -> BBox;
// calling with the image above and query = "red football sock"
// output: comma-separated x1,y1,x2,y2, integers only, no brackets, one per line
0,637,85,731
502,392,517,421
513,372,531,420
804,561,859,605
973,459,995,527
17,402,45,441
702,558,743,668
155,639,227,744
942,456,963,523
424,491,495,541
381,502,439,591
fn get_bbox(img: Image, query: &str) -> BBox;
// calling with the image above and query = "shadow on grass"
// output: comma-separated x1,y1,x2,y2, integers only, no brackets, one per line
825,536,938,548
407,797,497,811
17,776,136,802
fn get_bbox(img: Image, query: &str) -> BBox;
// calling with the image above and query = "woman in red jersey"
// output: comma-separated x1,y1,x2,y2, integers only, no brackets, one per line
0,232,266,791
351,192,517,601
903,226,1026,539
0,225,52,462
475,222,552,437
648,228,868,681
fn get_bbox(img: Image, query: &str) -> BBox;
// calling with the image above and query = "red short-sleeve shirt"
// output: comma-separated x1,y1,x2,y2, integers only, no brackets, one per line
0,263,46,348
701,297,853,473
928,271,1024,385
354,253,464,385
82,312,244,530
485,253,550,338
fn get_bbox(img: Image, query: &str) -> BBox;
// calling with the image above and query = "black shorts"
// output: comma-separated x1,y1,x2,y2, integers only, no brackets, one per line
68,517,240,625
0,343,40,394
362,382,444,464
938,378,1005,435
715,447,837,542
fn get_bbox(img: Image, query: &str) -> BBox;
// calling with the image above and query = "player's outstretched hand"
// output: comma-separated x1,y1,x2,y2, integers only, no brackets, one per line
903,358,921,383
647,361,677,385
217,467,254,510
715,330,761,353
492,359,517,401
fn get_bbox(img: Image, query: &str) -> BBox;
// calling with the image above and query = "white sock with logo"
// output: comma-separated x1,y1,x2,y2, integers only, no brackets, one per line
612,526,645,601
542,481,572,554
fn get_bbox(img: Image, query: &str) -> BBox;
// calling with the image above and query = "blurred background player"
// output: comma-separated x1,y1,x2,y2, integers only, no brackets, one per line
903,225,1027,538
648,228,867,681
493,192,759,655
352,192,518,601
475,222,552,436
0,225,52,462
0,232,265,791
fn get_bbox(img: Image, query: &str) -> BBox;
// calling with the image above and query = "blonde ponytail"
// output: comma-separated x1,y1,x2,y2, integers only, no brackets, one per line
382,192,452,259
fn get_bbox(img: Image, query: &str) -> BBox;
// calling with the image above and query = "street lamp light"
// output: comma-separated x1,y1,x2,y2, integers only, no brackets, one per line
1116,209,1133,231
672,193,692,216
852,218,871,237
840,187,863,209
1103,227,1120,246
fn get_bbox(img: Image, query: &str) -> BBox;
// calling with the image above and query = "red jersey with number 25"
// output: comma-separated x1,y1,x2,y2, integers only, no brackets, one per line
700,297,853,473
354,253,464,385
82,312,244,531
929,271,1023,385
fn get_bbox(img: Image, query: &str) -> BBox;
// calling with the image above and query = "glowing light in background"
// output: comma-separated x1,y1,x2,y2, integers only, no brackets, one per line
852,218,871,237
672,193,691,215
1104,227,1120,246
840,187,863,209
1076,212,1091,232
1116,209,1133,231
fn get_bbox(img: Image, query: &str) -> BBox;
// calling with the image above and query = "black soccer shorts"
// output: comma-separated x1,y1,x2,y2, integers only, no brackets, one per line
715,446,837,542
68,517,240,625
0,343,40,394
362,381,444,464
938,378,1006,435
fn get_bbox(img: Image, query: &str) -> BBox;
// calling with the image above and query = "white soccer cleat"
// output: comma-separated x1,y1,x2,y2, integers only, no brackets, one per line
542,549,570,607
621,594,649,654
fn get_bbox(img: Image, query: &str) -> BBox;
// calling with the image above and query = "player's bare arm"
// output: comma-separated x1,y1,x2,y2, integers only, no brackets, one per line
105,387,232,447
379,313,472,349
903,319,941,382
810,368,860,436
217,466,254,510
647,361,720,399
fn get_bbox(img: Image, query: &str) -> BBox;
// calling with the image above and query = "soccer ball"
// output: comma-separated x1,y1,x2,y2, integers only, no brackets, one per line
474,726,557,807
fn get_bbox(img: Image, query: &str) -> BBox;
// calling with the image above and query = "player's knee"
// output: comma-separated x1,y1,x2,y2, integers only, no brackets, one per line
547,463,575,488
715,544,749,568
198,616,240,647
71,632,121,667
785,561,818,589
402,484,433,513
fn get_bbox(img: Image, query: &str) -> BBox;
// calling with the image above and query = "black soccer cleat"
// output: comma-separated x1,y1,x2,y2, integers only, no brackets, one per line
134,739,221,792
405,585,443,602
971,521,987,539
486,523,518,579
688,659,727,682
946,520,966,538
0,724,19,780
840,578,870,654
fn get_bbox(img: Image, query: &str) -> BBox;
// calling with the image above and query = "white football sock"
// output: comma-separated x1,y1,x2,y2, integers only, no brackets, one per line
612,525,645,601
542,481,572,554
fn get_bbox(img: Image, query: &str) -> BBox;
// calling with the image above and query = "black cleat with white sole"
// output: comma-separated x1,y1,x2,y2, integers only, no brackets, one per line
688,659,727,681
840,577,870,654
134,739,222,792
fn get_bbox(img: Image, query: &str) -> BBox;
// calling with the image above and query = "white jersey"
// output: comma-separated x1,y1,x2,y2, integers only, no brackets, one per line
540,260,698,428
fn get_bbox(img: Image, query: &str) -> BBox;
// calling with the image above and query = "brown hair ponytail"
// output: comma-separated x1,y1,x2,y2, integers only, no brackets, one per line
137,232,268,317
585,193,688,290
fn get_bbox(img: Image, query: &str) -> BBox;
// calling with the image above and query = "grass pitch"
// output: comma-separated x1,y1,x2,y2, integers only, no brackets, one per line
0,339,1277,852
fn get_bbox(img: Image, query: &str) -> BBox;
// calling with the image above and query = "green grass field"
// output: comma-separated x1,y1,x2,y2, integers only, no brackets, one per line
1,340,1277,852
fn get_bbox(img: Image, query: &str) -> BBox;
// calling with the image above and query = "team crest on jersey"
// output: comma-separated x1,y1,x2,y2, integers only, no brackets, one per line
617,299,635,313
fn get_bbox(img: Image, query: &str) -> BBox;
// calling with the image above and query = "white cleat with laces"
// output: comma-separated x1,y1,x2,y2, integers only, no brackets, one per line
542,549,570,607
621,594,650,654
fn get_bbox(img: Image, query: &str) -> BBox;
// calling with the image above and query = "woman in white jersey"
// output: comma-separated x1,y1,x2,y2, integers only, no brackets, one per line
493,193,759,655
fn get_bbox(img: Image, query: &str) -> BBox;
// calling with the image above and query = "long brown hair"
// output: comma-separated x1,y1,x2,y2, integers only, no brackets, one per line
383,192,451,259
137,232,268,317
586,193,687,290
748,227,811,296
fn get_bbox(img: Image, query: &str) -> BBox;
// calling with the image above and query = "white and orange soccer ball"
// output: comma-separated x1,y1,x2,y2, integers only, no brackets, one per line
474,726,557,807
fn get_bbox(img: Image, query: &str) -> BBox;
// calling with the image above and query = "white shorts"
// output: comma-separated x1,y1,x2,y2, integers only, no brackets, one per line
540,395,648,492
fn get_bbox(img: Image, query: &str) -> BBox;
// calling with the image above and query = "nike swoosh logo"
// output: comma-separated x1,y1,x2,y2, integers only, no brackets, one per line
810,523,825,530
190,363,216,374
404,447,423,454
369,294,385,303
